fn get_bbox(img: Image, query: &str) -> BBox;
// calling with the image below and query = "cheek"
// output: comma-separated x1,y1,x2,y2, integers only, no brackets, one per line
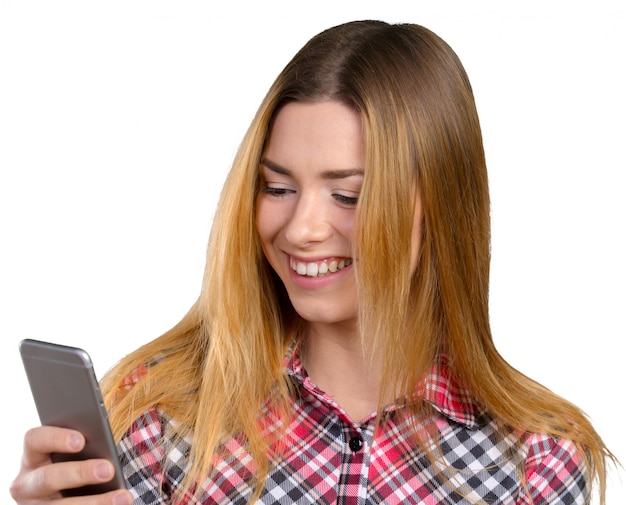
409,200,424,275
255,199,271,245
410,221,422,274
256,198,282,252
334,209,356,242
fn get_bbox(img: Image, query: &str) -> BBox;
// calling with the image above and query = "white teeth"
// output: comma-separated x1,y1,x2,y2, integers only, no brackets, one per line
306,263,318,276
291,258,352,277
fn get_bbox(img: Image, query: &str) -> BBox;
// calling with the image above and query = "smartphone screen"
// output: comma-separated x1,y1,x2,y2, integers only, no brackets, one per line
19,339,127,496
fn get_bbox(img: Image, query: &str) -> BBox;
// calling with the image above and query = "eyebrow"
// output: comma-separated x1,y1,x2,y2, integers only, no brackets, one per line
261,158,364,179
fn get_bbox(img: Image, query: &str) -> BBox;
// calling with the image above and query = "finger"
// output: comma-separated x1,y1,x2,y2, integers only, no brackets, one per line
22,426,84,468
11,482,133,505
60,489,134,505
13,458,116,500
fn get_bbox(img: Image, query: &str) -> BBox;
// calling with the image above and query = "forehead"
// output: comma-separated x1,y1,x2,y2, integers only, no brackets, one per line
264,101,365,172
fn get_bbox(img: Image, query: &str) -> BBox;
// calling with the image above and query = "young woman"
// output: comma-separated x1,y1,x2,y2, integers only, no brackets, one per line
11,20,615,505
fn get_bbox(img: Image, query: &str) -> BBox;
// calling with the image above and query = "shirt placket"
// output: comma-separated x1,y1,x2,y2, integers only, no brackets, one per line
336,420,374,505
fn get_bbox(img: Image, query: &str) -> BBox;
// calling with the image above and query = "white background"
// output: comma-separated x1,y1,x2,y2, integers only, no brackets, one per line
1,1,624,502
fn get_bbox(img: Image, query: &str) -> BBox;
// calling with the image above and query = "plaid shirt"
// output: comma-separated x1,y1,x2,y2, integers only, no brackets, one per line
117,351,588,504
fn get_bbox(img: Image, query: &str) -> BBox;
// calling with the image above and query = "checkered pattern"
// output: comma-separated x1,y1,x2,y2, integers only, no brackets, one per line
117,352,588,504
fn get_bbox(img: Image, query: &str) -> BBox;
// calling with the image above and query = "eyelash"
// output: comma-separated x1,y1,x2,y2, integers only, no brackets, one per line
262,187,293,197
261,186,358,206
333,194,358,206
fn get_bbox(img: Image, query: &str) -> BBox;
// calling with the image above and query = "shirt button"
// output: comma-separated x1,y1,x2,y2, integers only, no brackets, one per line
348,435,363,452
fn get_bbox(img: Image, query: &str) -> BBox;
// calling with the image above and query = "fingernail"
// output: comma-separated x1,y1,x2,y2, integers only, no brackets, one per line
68,433,83,450
114,491,133,505
94,461,113,480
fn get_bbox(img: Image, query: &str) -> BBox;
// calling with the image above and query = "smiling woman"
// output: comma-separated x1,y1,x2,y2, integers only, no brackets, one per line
257,101,366,335
11,19,617,505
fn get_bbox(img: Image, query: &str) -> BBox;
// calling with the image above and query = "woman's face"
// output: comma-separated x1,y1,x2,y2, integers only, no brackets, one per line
256,100,423,328
256,101,363,327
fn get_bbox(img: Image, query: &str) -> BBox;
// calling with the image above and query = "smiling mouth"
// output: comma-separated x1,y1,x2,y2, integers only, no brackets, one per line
289,257,353,277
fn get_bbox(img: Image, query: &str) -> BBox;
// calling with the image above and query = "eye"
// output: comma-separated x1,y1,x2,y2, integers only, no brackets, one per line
262,186,295,197
332,193,359,206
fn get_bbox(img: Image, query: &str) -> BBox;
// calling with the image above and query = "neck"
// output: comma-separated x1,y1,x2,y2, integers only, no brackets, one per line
300,321,382,421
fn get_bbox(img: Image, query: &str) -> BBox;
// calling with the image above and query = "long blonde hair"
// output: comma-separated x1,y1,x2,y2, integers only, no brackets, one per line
101,20,615,503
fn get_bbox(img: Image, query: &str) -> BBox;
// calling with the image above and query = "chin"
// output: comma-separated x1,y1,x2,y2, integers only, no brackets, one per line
291,303,357,327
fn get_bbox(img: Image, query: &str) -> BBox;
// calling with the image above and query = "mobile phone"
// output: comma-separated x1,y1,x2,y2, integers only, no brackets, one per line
19,338,126,496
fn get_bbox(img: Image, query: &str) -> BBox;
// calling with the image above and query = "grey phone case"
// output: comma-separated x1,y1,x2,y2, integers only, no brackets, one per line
19,339,126,496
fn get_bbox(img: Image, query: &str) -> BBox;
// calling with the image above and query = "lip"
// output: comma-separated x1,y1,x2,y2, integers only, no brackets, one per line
285,253,354,289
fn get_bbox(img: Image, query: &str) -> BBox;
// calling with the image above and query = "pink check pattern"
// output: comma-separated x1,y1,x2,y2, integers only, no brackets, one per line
117,352,588,504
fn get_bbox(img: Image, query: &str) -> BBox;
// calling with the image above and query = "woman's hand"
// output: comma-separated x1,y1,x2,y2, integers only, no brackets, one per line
10,426,133,504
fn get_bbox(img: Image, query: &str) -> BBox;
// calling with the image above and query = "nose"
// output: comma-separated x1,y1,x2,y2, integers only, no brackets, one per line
284,192,332,247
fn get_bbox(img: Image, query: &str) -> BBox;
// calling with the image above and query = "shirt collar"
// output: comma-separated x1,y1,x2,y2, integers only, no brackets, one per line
417,354,484,430
284,347,484,430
